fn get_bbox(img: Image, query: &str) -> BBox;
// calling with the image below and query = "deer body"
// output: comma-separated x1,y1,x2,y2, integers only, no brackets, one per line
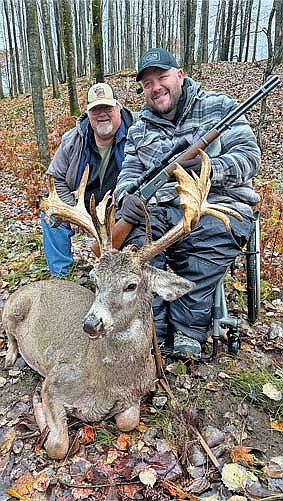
4,250,193,459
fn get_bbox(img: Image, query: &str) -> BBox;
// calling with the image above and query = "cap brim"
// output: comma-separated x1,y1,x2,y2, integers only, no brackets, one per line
87,98,117,111
136,64,174,82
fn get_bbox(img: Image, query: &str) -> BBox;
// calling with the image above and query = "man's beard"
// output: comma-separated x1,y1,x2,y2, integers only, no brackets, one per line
95,122,113,136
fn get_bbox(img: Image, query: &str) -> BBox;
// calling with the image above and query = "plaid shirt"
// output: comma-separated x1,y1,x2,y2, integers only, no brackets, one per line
115,77,261,215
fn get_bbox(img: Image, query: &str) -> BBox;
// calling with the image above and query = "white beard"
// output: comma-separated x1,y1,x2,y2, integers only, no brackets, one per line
95,123,113,136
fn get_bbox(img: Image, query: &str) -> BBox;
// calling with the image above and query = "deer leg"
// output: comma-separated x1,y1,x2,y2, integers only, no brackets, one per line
115,403,140,431
40,378,69,460
5,330,18,367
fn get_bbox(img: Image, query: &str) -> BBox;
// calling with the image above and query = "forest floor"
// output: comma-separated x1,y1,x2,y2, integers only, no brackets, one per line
0,61,283,501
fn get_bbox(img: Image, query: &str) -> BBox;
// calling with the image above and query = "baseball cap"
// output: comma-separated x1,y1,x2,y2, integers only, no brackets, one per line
136,48,179,81
87,83,118,111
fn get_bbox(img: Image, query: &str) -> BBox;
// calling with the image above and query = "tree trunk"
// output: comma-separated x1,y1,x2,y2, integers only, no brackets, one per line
229,0,239,60
92,0,104,82
197,0,209,66
222,0,234,61
252,0,261,62
11,0,24,94
40,0,60,98
17,0,30,93
61,0,79,115
53,0,66,83
217,0,226,61
244,0,253,62
274,0,283,64
183,0,197,75
25,0,50,167
3,0,17,96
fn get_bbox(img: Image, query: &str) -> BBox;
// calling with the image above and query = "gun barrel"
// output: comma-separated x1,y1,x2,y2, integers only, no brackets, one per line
216,75,280,133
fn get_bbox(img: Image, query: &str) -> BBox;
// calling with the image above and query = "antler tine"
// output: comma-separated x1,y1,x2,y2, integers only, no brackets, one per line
92,191,116,253
40,166,102,253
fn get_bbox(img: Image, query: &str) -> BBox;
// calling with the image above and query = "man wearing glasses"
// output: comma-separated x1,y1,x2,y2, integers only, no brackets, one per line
41,83,137,276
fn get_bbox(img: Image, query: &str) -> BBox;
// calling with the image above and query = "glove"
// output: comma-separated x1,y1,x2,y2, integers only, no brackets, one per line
181,155,202,175
121,194,145,225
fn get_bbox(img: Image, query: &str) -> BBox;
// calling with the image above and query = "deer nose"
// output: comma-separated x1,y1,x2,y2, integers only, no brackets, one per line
83,316,105,339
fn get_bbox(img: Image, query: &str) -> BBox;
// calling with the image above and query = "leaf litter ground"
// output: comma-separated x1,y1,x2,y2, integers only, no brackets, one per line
0,62,283,500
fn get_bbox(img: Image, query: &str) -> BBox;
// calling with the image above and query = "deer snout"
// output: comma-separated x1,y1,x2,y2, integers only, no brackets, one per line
83,315,105,339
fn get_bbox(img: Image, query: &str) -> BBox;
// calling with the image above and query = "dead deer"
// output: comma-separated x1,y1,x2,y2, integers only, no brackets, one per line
3,151,241,460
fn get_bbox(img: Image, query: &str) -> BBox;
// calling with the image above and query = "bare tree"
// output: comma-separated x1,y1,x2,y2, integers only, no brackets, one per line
274,0,283,64
61,0,79,115
40,0,60,98
24,0,50,167
183,0,197,75
3,0,17,96
252,0,262,62
92,0,104,82
197,0,209,66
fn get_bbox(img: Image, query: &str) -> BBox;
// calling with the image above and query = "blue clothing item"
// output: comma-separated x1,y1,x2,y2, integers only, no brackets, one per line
117,207,254,343
41,213,75,276
42,109,136,276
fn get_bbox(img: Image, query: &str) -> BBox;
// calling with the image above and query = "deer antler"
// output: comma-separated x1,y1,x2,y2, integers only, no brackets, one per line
138,150,242,263
40,165,115,257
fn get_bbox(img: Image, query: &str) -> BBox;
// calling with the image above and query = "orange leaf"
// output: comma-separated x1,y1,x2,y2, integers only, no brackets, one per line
271,419,283,432
163,480,198,500
115,433,132,451
79,425,96,444
230,446,255,464
203,381,223,391
8,472,35,499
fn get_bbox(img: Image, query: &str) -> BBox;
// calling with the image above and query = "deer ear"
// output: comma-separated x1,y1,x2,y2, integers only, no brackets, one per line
144,264,195,301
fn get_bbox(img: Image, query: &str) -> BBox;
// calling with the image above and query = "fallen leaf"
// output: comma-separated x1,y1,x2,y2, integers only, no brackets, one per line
79,425,96,444
0,428,16,454
222,463,257,491
270,419,283,432
163,480,198,499
230,446,255,464
262,382,282,401
203,381,224,391
7,472,35,500
115,433,132,451
139,466,157,487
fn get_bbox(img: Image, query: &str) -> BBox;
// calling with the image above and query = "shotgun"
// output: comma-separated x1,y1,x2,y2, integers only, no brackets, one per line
93,75,281,254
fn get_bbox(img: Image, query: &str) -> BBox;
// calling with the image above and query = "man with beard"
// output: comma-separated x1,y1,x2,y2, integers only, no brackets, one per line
115,48,261,359
41,83,137,276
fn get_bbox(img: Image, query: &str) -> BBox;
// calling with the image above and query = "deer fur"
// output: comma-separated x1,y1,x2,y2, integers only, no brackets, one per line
3,250,194,460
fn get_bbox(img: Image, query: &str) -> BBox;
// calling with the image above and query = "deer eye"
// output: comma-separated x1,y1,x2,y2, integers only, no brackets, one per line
123,283,137,292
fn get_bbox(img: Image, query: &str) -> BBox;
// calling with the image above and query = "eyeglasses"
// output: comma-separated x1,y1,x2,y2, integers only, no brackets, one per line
89,105,116,115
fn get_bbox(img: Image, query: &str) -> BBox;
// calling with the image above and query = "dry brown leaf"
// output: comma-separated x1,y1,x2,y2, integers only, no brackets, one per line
271,419,283,432
203,381,224,391
79,424,96,444
7,472,35,500
1,428,16,455
163,480,199,500
115,433,132,451
230,446,255,464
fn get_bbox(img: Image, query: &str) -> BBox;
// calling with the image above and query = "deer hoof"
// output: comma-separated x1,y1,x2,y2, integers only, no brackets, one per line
115,404,140,431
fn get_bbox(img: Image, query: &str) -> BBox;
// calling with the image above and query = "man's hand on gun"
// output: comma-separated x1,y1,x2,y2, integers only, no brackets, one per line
121,194,145,225
180,154,202,176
